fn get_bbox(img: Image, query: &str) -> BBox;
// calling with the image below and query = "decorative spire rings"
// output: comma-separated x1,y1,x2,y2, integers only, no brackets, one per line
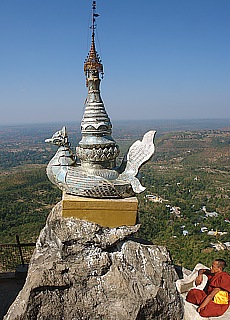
77,0,119,172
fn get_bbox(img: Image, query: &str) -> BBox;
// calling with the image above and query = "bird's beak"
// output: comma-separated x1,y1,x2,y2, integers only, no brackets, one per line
45,139,52,143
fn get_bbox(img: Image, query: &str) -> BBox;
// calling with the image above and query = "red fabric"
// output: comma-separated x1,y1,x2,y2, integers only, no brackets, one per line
186,289,229,317
207,272,230,298
186,288,207,305
186,272,230,317
200,303,229,318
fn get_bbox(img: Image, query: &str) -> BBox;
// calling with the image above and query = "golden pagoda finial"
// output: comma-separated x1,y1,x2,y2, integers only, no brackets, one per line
84,1,103,87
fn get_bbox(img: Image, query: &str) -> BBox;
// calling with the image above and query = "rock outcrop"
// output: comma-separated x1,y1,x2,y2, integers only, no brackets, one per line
4,202,183,320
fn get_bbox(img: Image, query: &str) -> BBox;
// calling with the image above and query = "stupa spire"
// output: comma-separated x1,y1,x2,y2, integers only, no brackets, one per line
76,0,119,171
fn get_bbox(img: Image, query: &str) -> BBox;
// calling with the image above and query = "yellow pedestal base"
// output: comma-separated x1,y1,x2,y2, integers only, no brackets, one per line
62,192,138,228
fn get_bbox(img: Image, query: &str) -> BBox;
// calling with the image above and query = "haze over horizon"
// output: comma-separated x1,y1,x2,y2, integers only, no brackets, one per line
1,0,230,125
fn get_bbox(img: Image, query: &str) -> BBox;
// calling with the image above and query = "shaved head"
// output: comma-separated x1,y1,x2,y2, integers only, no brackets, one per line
215,259,226,270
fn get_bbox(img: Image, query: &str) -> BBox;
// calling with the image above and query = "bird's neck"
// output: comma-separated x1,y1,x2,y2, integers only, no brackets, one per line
50,146,75,166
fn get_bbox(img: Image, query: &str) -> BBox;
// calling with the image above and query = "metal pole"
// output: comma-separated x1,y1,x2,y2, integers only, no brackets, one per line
16,234,25,267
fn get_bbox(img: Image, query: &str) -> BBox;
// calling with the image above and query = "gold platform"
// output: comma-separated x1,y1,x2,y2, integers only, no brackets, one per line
62,192,138,228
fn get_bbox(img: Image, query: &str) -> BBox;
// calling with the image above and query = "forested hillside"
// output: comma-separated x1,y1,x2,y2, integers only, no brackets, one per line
137,129,230,271
0,120,229,272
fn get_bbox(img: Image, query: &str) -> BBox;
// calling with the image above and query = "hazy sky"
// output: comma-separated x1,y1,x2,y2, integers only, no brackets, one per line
1,0,230,125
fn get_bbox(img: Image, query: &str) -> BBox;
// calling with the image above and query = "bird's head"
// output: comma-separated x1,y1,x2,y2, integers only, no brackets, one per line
45,127,70,147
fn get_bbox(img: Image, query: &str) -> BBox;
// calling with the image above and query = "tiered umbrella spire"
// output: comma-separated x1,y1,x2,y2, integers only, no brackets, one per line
76,1,119,171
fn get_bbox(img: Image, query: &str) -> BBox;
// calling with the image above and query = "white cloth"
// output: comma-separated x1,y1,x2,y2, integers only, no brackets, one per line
176,263,208,294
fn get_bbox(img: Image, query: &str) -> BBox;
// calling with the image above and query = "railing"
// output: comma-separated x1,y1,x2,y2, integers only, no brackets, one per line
0,235,35,273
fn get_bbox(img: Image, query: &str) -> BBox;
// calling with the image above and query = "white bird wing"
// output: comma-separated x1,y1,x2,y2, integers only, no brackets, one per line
119,130,156,193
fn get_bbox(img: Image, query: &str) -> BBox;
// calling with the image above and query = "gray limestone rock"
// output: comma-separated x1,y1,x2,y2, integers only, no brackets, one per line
4,202,183,320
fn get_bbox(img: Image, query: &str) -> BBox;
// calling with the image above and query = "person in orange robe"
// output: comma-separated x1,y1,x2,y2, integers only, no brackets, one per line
186,259,230,317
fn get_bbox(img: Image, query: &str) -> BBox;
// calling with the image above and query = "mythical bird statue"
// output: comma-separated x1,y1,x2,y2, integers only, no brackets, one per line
45,2,156,199
45,127,156,198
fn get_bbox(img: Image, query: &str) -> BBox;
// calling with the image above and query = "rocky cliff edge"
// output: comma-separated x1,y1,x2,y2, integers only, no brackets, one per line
4,202,183,320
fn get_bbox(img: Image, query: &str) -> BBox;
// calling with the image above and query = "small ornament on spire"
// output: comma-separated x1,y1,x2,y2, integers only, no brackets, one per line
84,1,104,87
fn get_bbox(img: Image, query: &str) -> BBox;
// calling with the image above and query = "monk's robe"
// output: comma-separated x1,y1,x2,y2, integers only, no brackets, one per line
186,271,230,317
